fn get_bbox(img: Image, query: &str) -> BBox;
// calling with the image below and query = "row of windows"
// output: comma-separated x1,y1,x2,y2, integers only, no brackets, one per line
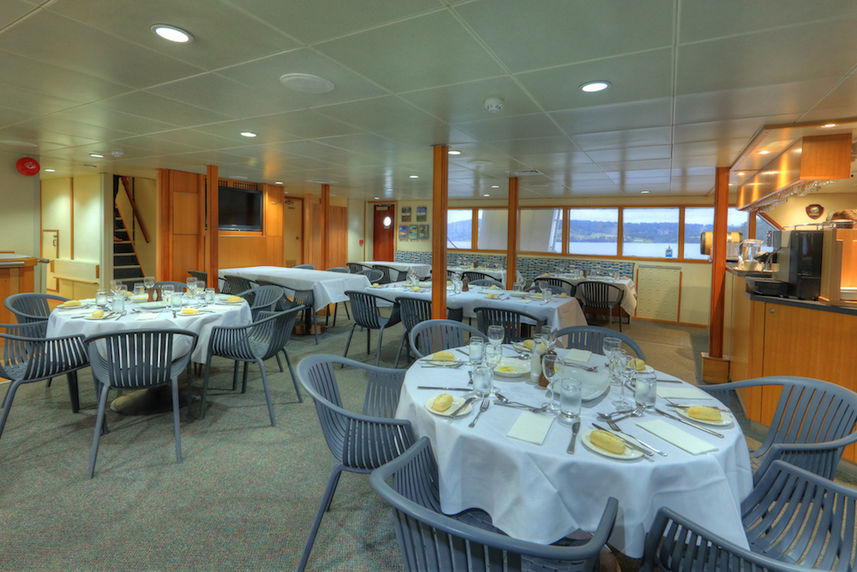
447,207,775,261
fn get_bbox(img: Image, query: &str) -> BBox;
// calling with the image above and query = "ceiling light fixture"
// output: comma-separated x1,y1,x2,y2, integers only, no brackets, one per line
233,175,248,180
373,196,379,200
759,150,770,155
483,96,504,113
579,80,610,93
448,149,461,156
409,175,419,179
483,194,490,197
151,24,193,43
279,73,335,94
44,168,56,173
274,181,283,185
89,153,104,158
490,185,500,189
640,190,650,194
737,171,745,176
240,131,257,138
822,123,837,128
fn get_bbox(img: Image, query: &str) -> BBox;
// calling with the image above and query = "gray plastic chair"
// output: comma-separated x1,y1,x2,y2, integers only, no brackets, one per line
237,285,283,319
643,460,857,571
462,270,494,282
409,319,485,358
324,267,351,326
347,262,370,274
533,276,576,296
702,376,857,482
371,437,619,572
344,290,401,366
554,325,645,359
394,297,464,367
0,322,87,439
373,264,400,283
474,307,546,344
187,270,207,285
576,281,625,331
199,308,303,426
294,264,316,270
4,293,68,323
469,278,503,288
154,280,187,293
283,287,320,345
220,274,254,295
84,329,198,478
360,268,384,283
296,354,415,572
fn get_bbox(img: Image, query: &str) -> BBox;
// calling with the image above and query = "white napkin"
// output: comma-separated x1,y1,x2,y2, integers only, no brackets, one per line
136,313,160,321
637,419,717,455
657,386,710,400
507,412,554,445
56,308,91,316
563,348,592,363
204,305,234,312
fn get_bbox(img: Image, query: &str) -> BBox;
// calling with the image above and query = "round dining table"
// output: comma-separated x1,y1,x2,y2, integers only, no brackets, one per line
395,347,754,558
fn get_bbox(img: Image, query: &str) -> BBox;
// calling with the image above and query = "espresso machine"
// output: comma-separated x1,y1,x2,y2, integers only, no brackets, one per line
774,229,825,300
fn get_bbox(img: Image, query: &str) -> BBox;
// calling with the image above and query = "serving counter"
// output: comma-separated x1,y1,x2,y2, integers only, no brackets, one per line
0,254,38,324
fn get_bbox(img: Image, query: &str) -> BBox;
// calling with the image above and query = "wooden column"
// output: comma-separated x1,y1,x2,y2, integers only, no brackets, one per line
321,184,330,270
703,166,730,382
506,177,519,289
431,145,448,319
205,165,218,288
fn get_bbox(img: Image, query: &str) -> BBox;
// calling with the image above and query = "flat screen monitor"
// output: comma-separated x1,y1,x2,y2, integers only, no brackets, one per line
218,186,262,232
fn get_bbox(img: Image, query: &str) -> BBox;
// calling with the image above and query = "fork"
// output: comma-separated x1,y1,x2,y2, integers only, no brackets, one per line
662,396,729,412
469,398,490,428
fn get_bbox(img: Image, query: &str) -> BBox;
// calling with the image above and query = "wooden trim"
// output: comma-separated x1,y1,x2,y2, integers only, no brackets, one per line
156,169,172,280
470,208,478,250
431,145,448,319
617,207,624,257
677,206,686,259
321,184,330,269
115,205,146,276
70,177,74,260
206,164,219,288
506,177,518,289
709,166,730,358
758,211,783,230
677,268,684,323
119,176,150,243
747,209,757,240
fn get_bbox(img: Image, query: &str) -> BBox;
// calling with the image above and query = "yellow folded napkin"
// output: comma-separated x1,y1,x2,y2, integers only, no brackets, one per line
61,299,82,307
657,386,709,400
558,292,569,298
637,419,718,455
485,293,497,299
226,296,243,303
89,309,105,319
563,348,592,363
371,283,381,287
490,285,500,289
411,286,421,291
430,351,455,361
507,411,554,445
180,307,200,316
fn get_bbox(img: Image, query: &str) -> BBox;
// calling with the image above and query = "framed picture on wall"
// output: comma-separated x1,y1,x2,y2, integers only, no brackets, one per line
408,225,418,240
398,225,408,240
417,224,429,240
416,206,427,222
401,207,412,222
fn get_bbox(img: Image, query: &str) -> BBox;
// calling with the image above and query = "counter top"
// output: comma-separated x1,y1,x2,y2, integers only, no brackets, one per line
747,292,857,316
726,265,773,278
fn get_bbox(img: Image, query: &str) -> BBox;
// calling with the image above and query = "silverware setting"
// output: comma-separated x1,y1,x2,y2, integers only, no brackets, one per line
590,422,653,457
419,360,465,368
655,407,724,438
567,419,581,454
605,418,666,456
417,386,471,391
663,396,730,413
561,361,599,373
468,398,490,428
448,396,477,418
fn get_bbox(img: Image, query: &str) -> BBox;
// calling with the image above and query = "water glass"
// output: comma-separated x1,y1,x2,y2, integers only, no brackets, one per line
111,294,125,313
484,344,502,371
541,286,552,303
452,278,462,294
610,349,632,408
603,336,622,357
634,371,657,410
472,365,493,397
541,354,559,411
205,287,216,304
143,275,155,290
133,283,145,297
468,337,484,367
171,293,184,310
95,290,109,307
160,284,175,303
487,325,504,347
557,377,582,424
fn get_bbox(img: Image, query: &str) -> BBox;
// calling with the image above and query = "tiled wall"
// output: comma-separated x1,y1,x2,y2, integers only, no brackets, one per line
394,250,634,279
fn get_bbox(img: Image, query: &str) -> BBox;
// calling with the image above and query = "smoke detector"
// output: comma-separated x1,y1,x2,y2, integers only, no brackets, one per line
483,96,504,113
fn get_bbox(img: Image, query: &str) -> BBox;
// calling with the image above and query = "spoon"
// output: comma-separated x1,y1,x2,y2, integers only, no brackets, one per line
597,407,642,422
494,392,545,412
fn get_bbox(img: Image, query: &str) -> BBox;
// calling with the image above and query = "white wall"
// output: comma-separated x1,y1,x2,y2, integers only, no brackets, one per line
0,151,42,287
765,191,857,227
346,198,365,262
72,175,104,264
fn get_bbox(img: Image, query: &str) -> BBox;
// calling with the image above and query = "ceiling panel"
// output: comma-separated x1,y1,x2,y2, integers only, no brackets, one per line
402,77,541,123
801,72,857,121
0,1,33,27
454,113,565,142
48,105,177,135
551,98,672,135
574,127,672,151
195,110,360,145
586,147,672,163
98,92,231,127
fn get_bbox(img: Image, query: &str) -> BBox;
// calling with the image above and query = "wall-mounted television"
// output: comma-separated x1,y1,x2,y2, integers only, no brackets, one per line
218,186,263,232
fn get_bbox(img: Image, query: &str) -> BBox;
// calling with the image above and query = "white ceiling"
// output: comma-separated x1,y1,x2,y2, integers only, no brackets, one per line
1,0,856,200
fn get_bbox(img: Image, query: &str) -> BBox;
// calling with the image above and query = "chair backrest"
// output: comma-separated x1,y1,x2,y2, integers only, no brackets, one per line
188,270,208,283
294,264,316,270
297,354,414,469
239,285,283,317
347,262,370,274
0,323,87,381
533,277,575,296
554,326,645,359
474,307,546,344
447,269,459,279
469,278,502,288
346,291,387,329
84,329,198,389
4,293,68,323
360,268,384,283
326,267,349,273
371,437,618,572
371,265,393,284
576,281,623,310
210,308,302,361
155,281,187,294
221,275,254,295
409,319,485,358
644,460,857,571
462,270,492,282
398,296,433,333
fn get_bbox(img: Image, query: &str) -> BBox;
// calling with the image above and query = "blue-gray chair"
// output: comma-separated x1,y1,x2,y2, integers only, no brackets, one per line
394,297,464,367
347,262,370,274
84,329,198,478
371,437,619,572
220,274,253,295
187,270,207,284
702,376,857,482
294,264,316,270
155,280,187,293
360,268,384,283
469,278,503,288
474,307,545,344
325,267,351,326
199,308,303,426
576,281,625,331
554,325,645,359
343,291,401,366
296,354,415,572
408,318,484,359
462,270,494,282
0,322,87,439
643,460,857,571
285,287,320,345
4,293,68,323
237,284,283,319
533,276,576,296
373,264,399,284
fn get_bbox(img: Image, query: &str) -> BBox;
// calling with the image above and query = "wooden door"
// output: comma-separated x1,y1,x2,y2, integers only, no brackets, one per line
41,229,59,291
283,197,303,267
373,203,395,261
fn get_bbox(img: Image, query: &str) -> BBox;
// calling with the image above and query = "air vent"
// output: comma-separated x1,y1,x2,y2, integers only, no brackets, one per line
512,169,543,177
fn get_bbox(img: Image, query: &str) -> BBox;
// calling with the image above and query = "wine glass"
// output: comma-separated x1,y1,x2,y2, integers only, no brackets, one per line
610,349,633,408
541,353,560,412
487,325,505,347
143,275,155,295
484,344,502,372
111,279,122,296
160,284,175,304
186,276,198,297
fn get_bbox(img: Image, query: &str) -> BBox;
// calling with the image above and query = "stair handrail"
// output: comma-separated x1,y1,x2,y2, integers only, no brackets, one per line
119,176,150,243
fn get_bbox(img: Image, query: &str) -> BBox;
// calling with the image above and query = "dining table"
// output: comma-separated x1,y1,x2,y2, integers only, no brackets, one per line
357,261,432,280
396,348,753,558
363,282,586,331
448,266,523,285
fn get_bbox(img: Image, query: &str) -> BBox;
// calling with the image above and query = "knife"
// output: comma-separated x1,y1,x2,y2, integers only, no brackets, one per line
417,386,471,391
567,419,581,454
591,423,653,456
448,396,477,418
655,407,724,438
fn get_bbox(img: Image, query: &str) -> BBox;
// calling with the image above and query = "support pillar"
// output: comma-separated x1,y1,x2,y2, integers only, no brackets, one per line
506,177,519,289
321,184,330,270
431,145,448,319
205,165,218,289
703,166,730,382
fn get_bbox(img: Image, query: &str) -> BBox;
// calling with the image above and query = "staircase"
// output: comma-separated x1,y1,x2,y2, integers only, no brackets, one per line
113,206,144,285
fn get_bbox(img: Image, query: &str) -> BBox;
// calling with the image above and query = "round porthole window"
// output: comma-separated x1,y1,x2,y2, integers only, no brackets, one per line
383,216,392,228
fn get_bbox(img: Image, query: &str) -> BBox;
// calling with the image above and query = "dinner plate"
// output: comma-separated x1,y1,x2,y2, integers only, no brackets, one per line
216,296,245,304
85,314,109,320
581,430,643,460
58,302,91,310
494,358,530,377
424,396,473,417
578,370,611,401
674,407,733,426
137,301,166,310
507,290,530,298
420,359,465,367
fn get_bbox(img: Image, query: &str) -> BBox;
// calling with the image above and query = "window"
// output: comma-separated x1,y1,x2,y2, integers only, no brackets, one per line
447,209,473,249
755,213,777,252
568,208,618,255
684,207,750,260
519,208,563,252
622,207,679,258
477,209,508,250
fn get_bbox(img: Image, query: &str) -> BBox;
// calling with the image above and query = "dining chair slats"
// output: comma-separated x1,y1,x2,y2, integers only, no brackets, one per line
187,270,207,284
469,278,503,288
220,275,254,295
575,281,625,331
344,291,401,366
408,319,485,359
154,280,187,294
533,277,576,296
236,285,282,319
371,437,618,572
360,268,384,283
4,293,68,323
347,262,371,274
461,271,493,282
474,307,545,344
372,264,399,284
553,325,645,359
296,354,414,572
394,297,464,367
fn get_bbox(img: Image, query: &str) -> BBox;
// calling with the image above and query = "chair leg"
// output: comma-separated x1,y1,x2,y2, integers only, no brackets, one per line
241,362,249,393
275,352,284,372
282,350,302,402
343,323,356,361
344,302,350,320
366,328,371,355
66,371,80,413
170,378,183,463
297,465,344,572
376,326,385,366
257,359,276,426
313,311,319,345
232,361,239,391
394,331,407,368
200,355,214,419
332,303,338,327
0,381,23,440
87,384,111,479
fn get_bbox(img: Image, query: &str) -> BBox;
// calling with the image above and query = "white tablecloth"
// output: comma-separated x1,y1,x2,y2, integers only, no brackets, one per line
219,266,370,311
359,261,432,279
396,352,753,557
545,275,638,315
448,266,523,286
47,298,252,363
364,283,585,331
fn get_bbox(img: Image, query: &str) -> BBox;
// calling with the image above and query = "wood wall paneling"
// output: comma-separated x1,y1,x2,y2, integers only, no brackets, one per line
328,205,348,268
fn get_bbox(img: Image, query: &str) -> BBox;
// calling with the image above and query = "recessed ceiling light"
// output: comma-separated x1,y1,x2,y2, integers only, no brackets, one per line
579,80,610,93
483,194,491,197
490,185,500,189
89,153,104,158
448,149,462,156
44,168,56,173
759,150,770,155
274,181,283,185
640,190,650,194
240,131,257,138
822,123,837,128
279,73,335,94
737,171,745,176
233,175,248,180
409,175,419,179
151,24,193,43
373,196,379,200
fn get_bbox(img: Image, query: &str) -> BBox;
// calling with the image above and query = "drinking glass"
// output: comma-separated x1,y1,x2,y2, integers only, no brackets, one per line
452,278,462,294
186,277,198,298
161,284,175,304
610,349,632,408
541,354,560,412
116,283,128,298
111,279,122,294
143,276,155,291
468,337,485,368
133,283,145,297
541,286,552,303
487,325,504,347
95,290,109,307
111,294,125,313
204,287,216,304
171,293,184,310
472,364,493,397
557,376,582,424
634,371,657,410
603,336,622,358
484,344,502,371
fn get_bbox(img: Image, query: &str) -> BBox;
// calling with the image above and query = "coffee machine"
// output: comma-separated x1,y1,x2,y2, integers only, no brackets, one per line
774,229,825,300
